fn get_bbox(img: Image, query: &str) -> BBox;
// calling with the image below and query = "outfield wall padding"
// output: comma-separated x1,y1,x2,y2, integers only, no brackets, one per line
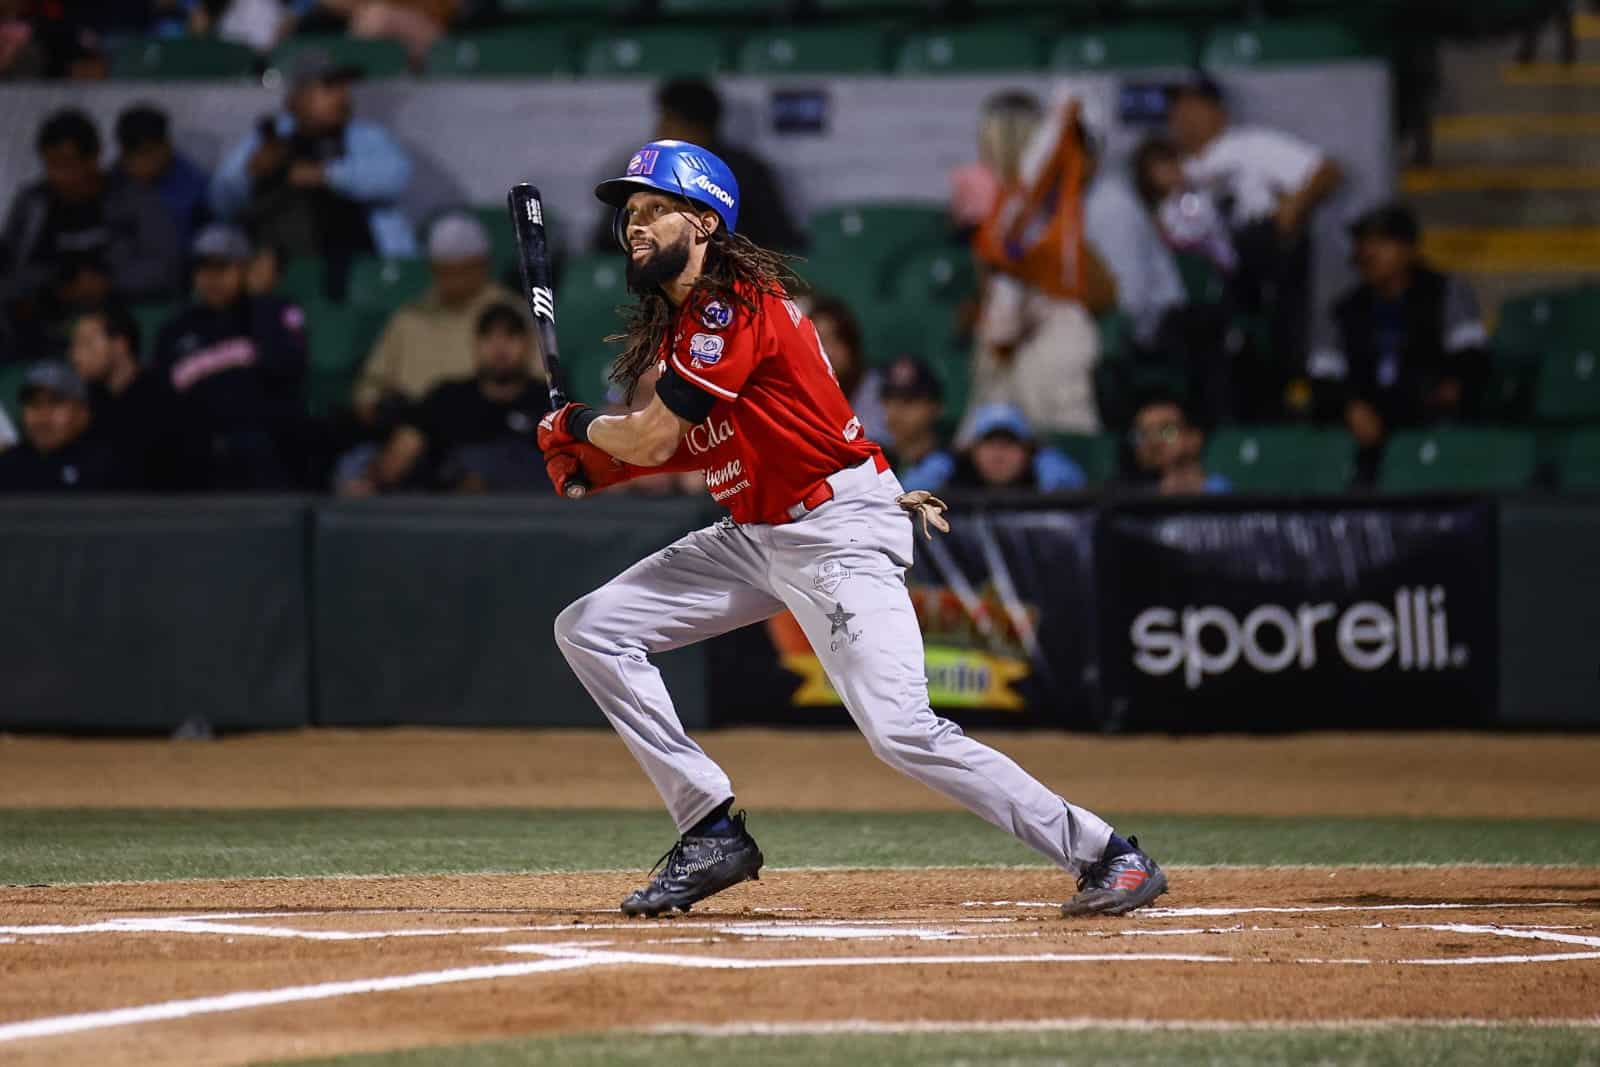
0,497,312,732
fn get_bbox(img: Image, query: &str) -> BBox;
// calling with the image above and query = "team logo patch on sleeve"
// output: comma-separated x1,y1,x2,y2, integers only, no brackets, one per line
699,300,734,330
689,332,725,366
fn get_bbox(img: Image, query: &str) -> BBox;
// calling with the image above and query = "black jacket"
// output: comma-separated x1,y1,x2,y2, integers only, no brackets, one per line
0,435,130,492
1332,265,1490,428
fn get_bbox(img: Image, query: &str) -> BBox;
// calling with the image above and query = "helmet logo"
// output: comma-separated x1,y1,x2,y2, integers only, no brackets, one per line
690,173,735,209
626,149,660,176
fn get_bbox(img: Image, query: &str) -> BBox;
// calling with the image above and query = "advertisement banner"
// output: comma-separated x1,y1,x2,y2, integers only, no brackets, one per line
1097,501,1497,731
709,506,1100,729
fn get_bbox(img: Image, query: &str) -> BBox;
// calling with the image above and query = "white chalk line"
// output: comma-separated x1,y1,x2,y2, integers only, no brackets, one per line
4,905,1600,1047
647,1016,1600,1037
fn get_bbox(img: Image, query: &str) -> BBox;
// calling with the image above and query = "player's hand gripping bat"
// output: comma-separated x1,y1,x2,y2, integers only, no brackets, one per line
507,182,587,498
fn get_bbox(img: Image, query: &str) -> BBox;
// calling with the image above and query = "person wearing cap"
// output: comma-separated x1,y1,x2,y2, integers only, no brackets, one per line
352,210,534,427
590,77,805,254
808,294,887,446
0,362,128,492
114,103,211,254
1,108,182,358
348,301,550,494
947,403,1086,493
1325,201,1489,484
1168,75,1342,398
209,46,416,268
878,355,955,493
149,223,309,490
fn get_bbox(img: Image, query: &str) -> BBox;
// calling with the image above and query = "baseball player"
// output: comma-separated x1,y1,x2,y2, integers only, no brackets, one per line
537,140,1166,919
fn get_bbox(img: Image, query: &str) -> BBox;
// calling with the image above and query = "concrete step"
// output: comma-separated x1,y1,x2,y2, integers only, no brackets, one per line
1420,225,1600,274
1408,187,1600,230
1403,165,1600,193
1437,34,1600,113
1431,114,1600,166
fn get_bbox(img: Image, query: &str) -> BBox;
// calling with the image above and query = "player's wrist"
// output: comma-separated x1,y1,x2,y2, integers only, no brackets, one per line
567,404,601,444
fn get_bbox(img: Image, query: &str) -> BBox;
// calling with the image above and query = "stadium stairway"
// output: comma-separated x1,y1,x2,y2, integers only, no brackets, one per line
1410,9,1600,319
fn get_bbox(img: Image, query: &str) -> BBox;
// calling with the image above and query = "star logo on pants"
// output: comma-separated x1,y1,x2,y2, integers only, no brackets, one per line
827,602,855,636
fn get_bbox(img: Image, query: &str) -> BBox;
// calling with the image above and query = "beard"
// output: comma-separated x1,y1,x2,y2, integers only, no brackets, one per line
625,231,692,295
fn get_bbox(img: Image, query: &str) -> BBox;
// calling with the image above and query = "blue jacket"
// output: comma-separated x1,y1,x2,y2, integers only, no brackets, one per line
209,115,416,258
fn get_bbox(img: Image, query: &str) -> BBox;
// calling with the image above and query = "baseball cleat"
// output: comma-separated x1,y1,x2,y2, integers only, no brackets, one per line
1060,835,1168,917
621,810,764,918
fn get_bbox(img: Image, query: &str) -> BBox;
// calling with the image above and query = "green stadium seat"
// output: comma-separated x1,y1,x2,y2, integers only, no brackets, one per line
426,29,574,76
886,244,977,306
1125,0,1248,13
498,0,632,14
1174,251,1226,305
464,205,523,278
554,254,627,400
1556,428,1600,491
816,0,933,10
660,0,787,14
1049,26,1195,71
1378,427,1537,493
130,302,180,356
855,302,950,366
1048,432,1120,485
112,37,257,80
270,37,410,80
736,27,889,74
921,343,972,438
0,361,28,428
581,29,729,76
1096,310,1134,363
895,28,1044,73
1202,20,1371,66
1535,346,1600,423
1206,426,1356,493
802,204,950,305
346,258,431,310
304,302,388,416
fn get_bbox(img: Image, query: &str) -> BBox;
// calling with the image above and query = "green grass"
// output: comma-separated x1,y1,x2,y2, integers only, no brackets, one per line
3,809,1599,885
271,1026,1600,1066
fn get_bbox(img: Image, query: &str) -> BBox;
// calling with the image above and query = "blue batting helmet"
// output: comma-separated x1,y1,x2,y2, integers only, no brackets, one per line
594,140,740,252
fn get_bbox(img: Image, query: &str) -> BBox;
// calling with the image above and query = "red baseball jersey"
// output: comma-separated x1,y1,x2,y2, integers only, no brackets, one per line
661,283,883,525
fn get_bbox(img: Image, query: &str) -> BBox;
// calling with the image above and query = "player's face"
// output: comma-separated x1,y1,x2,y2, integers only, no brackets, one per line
69,316,115,383
970,434,1031,488
22,391,90,454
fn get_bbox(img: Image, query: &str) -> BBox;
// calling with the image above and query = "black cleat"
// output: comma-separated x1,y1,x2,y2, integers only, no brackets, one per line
621,810,764,918
1061,835,1169,917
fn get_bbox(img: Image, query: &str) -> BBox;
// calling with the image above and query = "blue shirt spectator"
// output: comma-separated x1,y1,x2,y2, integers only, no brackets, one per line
115,104,210,253
948,403,1086,493
210,49,415,262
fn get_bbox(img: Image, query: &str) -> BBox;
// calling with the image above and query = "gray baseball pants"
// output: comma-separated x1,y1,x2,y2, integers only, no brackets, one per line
553,457,1114,873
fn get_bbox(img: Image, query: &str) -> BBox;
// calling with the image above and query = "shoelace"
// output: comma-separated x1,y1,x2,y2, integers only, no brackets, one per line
1078,835,1144,891
646,839,688,879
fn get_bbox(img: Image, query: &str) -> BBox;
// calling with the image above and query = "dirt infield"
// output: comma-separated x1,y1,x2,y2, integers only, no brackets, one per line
3,867,1599,1066
5,728,1600,816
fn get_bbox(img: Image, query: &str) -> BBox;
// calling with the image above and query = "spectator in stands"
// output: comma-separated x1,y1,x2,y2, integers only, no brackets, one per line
0,403,15,451
0,0,48,80
0,362,128,491
946,403,1085,493
345,302,550,493
245,241,285,296
1,109,183,360
150,224,309,489
969,97,1116,437
807,294,886,446
949,90,1043,238
1134,136,1236,278
114,104,210,253
1325,203,1490,485
591,78,806,254
878,356,954,493
210,47,416,281
1168,75,1342,410
1083,128,1186,352
352,211,531,428
1123,391,1230,495
69,303,195,490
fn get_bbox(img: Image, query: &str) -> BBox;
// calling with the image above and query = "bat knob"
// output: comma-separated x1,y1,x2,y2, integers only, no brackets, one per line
565,484,588,499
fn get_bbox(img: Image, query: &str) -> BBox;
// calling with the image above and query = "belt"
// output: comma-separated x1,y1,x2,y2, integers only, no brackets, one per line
785,452,890,521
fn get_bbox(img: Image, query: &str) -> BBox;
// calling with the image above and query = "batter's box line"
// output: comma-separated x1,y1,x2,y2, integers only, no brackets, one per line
645,1016,1600,1037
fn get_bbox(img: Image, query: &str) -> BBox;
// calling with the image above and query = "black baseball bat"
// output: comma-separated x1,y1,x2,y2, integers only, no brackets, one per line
507,182,587,498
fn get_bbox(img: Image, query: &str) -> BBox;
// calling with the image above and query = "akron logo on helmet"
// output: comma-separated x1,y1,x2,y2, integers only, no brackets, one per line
699,300,734,330
690,173,735,209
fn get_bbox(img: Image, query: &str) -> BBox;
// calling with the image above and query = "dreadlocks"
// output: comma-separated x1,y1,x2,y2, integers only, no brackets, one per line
608,223,805,402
